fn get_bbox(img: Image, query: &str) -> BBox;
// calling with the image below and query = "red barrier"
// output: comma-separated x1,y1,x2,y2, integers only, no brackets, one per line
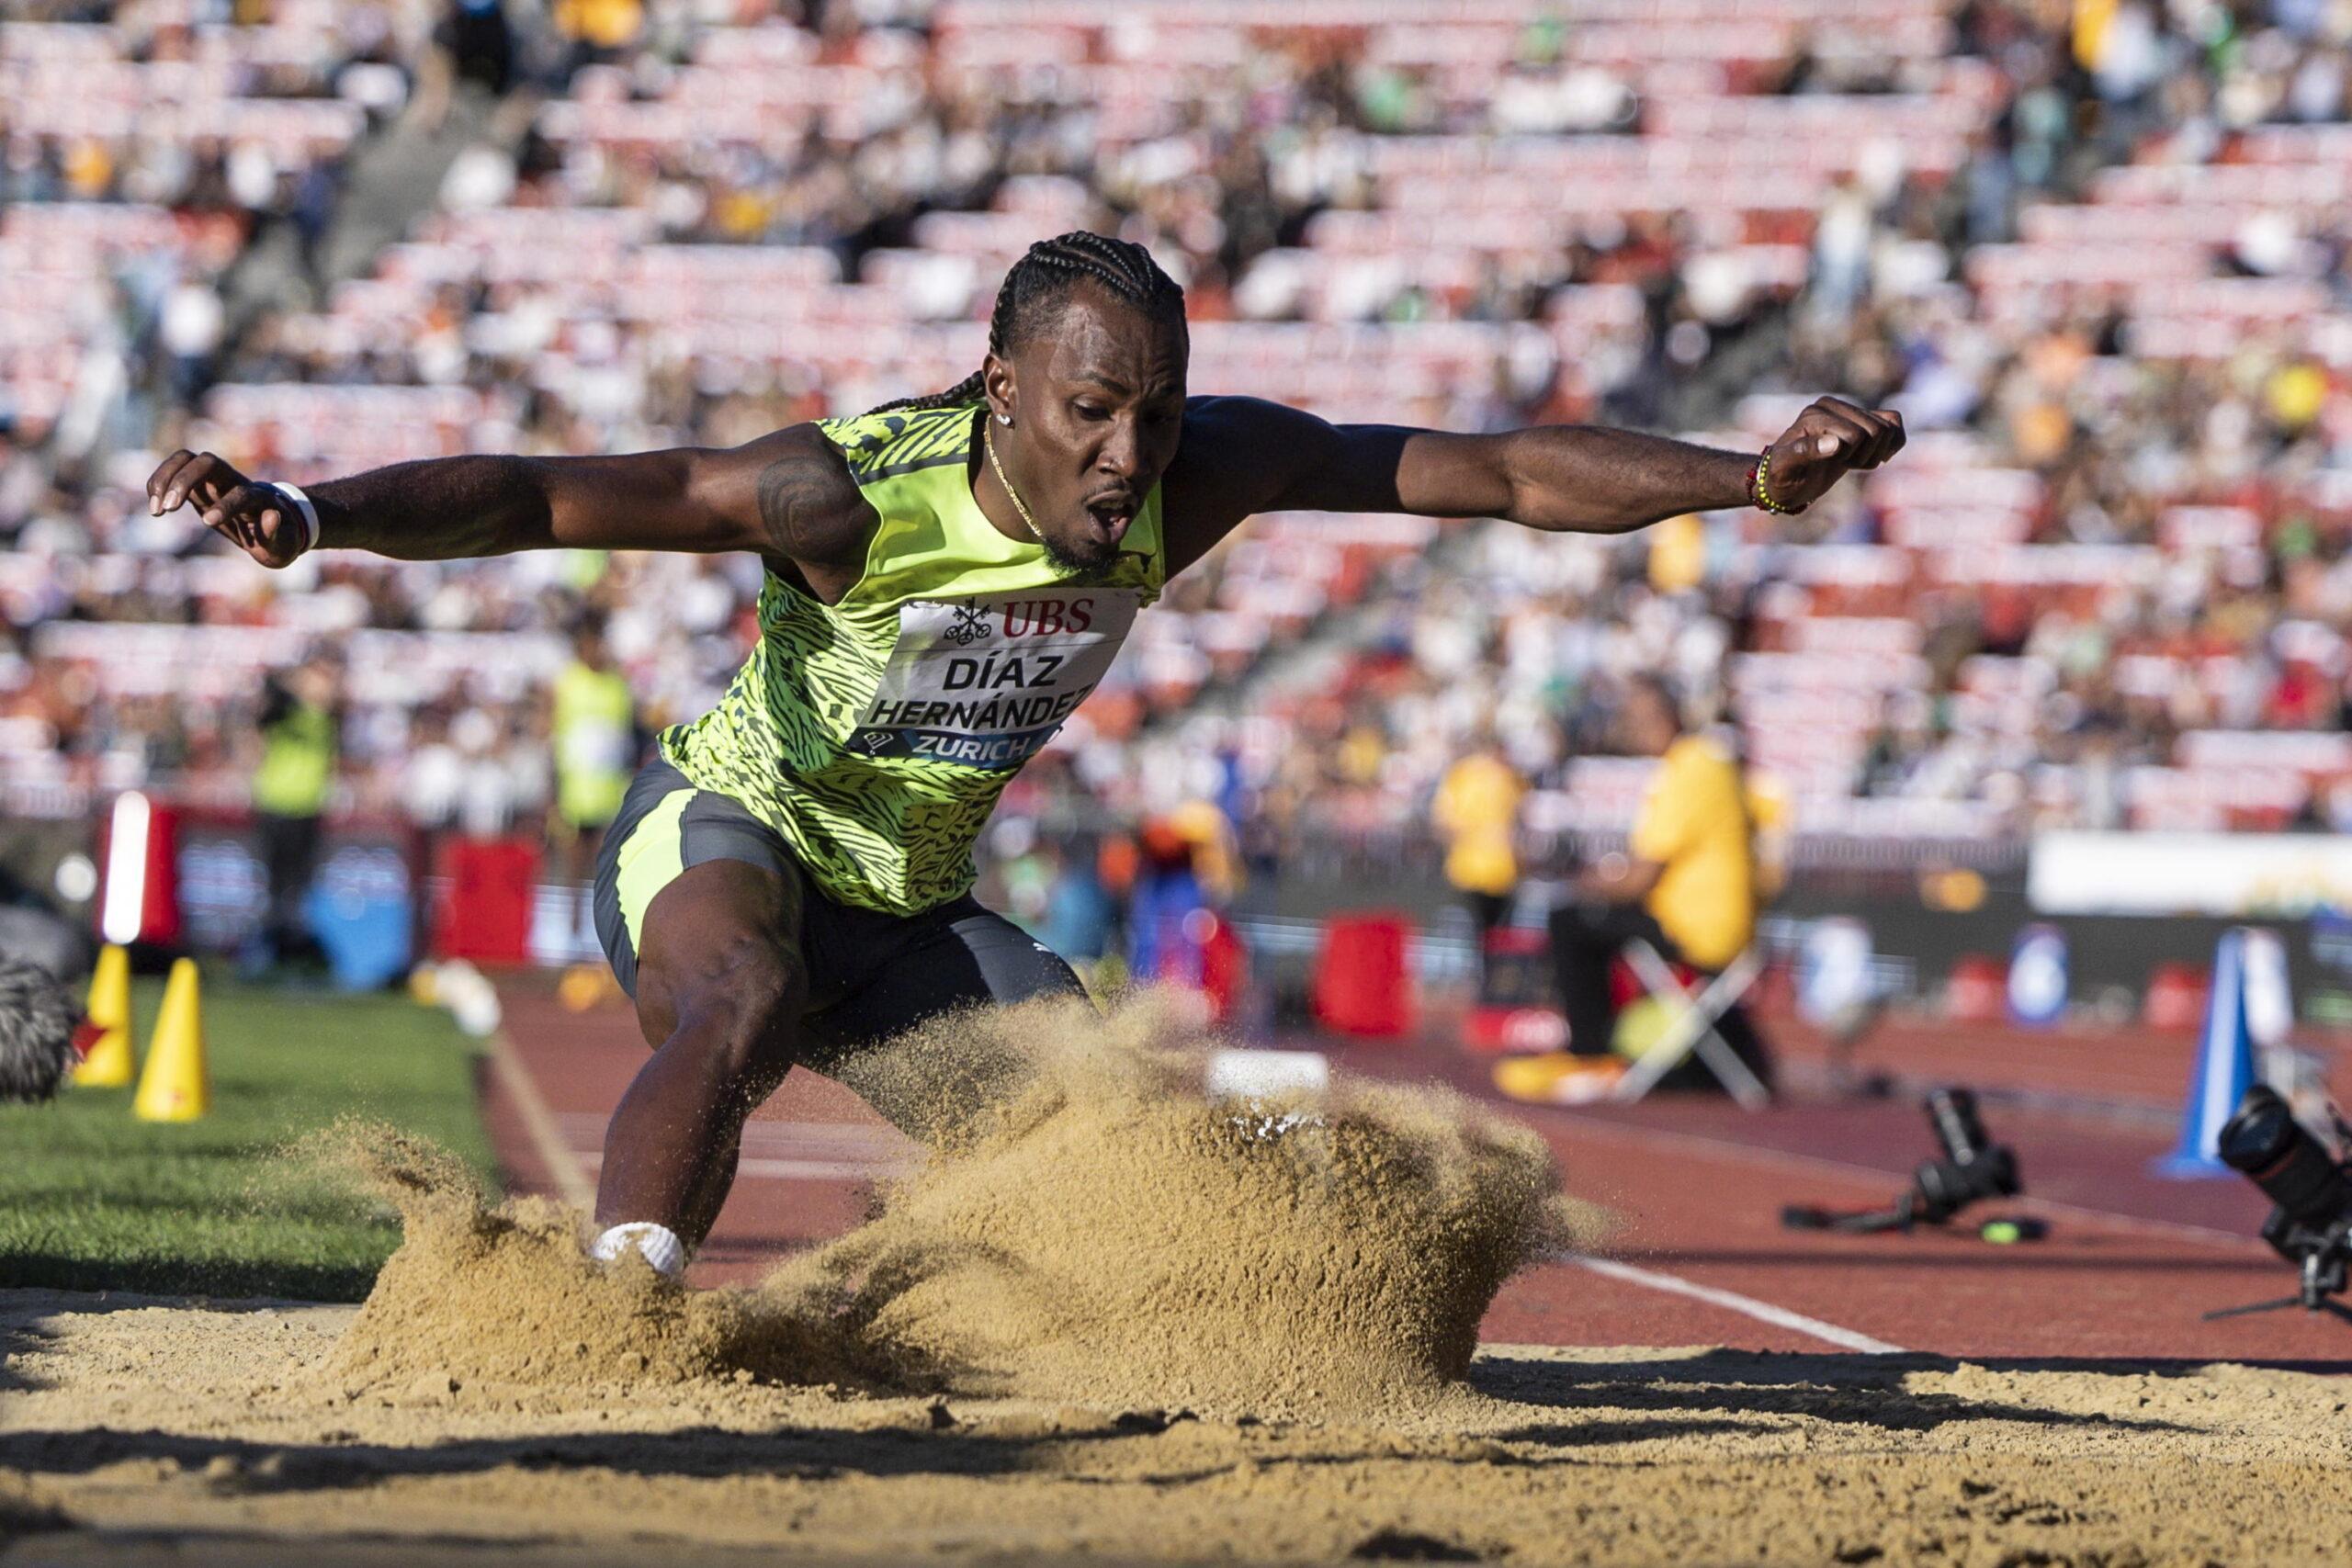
2143,962,2210,1031
1198,911,1248,1030
96,791,181,948
1312,912,1416,1039
433,837,540,965
140,799,181,946
1944,953,2006,1024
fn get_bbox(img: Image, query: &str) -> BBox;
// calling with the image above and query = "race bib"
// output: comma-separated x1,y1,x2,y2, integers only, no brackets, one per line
847,588,1139,771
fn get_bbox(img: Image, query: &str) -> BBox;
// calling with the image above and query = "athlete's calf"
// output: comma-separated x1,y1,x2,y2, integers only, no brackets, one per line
593,860,809,1274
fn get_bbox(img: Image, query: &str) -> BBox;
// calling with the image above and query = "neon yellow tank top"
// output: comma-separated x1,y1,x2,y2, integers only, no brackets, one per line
659,401,1166,915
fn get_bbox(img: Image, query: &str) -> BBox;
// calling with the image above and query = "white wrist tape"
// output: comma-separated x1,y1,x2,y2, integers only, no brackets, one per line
267,481,321,557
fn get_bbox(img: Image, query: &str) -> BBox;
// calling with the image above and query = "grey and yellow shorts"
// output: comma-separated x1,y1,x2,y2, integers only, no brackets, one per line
590,758,1085,1051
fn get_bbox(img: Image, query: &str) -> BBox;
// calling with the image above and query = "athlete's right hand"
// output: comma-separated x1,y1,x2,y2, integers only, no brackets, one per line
146,450,309,569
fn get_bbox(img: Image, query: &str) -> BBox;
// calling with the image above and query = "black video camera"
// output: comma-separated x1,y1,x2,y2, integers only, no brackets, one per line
2207,1085,2352,1324
1783,1088,2034,1237
1909,1088,2021,1224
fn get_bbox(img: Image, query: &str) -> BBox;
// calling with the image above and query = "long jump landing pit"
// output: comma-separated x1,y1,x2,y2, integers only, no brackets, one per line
10,997,2352,1565
8,1287,2352,1566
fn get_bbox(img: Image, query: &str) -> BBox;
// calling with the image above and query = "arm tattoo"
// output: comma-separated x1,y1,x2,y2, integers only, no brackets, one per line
756,454,861,566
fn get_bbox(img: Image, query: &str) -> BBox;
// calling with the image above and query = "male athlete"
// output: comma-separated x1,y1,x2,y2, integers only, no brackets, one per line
152,231,1904,1277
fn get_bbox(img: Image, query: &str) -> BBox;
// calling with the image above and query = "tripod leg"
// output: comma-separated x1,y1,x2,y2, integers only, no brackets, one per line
2201,1295,2308,1322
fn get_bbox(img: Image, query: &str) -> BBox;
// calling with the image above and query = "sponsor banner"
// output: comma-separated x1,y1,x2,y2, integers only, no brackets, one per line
848,588,1138,773
2029,830,2352,917
175,814,419,962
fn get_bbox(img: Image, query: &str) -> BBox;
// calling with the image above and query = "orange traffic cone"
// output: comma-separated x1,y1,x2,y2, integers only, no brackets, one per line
74,943,136,1088
132,958,209,1122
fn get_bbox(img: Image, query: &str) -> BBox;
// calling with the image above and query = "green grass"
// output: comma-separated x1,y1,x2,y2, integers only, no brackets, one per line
0,975,496,1302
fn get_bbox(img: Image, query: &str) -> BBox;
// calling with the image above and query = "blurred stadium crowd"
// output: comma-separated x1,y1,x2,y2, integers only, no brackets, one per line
5,0,2352,891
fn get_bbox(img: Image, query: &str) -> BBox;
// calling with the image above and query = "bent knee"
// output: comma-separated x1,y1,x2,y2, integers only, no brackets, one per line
662,937,808,1082
699,936,807,1038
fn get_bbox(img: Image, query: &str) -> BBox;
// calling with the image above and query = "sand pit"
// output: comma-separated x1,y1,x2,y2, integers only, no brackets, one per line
9,1287,2352,1565
327,997,1569,1417
8,1000,2352,1562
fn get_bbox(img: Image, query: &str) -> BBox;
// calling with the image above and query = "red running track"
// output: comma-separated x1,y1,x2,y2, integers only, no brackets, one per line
483,983,2352,1367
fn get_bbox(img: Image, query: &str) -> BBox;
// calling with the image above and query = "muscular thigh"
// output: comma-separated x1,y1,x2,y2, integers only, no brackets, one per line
592,758,813,1045
632,858,807,1047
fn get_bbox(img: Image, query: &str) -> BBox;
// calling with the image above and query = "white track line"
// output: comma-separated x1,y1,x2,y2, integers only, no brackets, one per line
557,1111,914,1183
554,1111,914,1160
485,1028,595,1211
575,1150,908,1182
1566,1255,1906,1355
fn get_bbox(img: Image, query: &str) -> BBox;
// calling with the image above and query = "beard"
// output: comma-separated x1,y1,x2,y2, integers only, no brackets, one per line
1038,527,1121,577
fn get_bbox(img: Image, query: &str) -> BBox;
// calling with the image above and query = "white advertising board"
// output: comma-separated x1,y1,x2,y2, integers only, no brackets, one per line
2029,831,2352,917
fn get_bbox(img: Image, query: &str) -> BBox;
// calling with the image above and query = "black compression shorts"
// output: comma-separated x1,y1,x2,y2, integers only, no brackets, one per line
590,757,1087,1058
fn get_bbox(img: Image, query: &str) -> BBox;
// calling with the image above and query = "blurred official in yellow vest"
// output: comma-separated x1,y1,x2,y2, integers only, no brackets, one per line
250,654,339,974
553,614,640,944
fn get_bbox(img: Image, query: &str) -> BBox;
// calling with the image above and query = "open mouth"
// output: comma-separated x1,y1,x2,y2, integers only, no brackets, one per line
1085,497,1135,535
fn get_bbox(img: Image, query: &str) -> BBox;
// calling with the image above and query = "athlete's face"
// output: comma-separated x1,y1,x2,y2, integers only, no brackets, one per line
987,285,1187,572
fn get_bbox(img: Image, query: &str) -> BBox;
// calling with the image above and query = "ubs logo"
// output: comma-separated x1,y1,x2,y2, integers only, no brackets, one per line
943,602,993,646
1001,598,1093,637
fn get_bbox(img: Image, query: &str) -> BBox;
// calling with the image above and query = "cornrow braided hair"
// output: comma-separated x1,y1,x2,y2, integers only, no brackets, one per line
865,231,1187,415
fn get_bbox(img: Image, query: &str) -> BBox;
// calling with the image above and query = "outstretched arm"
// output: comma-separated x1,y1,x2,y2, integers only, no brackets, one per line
1161,395,1903,573
147,423,873,577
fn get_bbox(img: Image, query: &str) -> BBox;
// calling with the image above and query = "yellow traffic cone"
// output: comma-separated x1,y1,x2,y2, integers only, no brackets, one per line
74,943,136,1088
133,958,209,1122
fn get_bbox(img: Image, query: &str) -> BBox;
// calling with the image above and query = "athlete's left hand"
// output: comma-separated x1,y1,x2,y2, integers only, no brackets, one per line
1758,397,1904,513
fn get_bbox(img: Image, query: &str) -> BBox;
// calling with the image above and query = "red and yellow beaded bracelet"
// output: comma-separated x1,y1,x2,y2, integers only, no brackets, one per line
1747,450,1804,515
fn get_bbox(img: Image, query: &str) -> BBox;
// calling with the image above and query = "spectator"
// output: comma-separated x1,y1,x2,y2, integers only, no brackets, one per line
551,610,639,937
246,654,341,976
552,0,645,68
1037,841,1118,979
439,0,515,96
1125,817,1203,991
10,0,2352,920
1430,731,1523,983
1536,675,1774,1099
157,277,226,409
1125,803,1235,992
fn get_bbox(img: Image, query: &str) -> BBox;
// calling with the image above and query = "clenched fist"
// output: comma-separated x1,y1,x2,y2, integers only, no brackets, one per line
145,449,315,569
1757,397,1905,514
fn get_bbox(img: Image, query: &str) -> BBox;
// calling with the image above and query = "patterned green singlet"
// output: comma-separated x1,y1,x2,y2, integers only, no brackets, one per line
658,401,1166,916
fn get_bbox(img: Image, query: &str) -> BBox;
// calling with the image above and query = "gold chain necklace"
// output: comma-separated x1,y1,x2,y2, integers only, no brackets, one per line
983,421,1047,546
